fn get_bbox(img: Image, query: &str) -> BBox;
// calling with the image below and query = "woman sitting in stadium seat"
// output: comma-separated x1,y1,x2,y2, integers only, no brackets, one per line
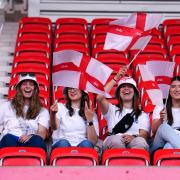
50,87,99,149
96,66,150,150
0,73,49,150
150,76,180,154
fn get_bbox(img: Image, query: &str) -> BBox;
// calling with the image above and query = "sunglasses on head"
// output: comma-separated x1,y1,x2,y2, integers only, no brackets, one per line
20,73,36,77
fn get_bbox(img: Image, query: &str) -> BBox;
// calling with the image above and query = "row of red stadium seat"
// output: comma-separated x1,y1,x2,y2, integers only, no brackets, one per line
8,17,52,109
1,147,180,166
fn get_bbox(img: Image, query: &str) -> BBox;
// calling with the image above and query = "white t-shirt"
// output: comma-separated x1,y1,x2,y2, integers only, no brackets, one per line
52,103,99,146
103,104,150,135
0,101,50,140
153,105,180,135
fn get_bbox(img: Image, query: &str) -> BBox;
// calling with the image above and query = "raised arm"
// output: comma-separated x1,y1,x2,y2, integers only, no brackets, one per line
84,101,98,145
96,66,127,115
50,102,60,130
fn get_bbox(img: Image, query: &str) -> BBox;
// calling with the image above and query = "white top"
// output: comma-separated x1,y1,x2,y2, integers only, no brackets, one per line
0,101,50,140
52,103,99,146
153,105,180,135
104,104,150,135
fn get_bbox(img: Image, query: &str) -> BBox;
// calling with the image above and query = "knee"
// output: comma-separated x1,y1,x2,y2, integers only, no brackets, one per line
157,123,170,134
78,140,94,148
53,139,71,148
130,137,149,150
103,135,125,149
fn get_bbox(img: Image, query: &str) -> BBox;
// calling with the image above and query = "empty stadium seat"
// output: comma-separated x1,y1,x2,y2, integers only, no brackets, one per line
153,149,180,166
50,147,99,166
102,148,150,166
0,147,47,166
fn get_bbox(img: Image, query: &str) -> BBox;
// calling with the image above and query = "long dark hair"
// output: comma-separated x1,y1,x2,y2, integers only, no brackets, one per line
115,84,141,118
11,82,42,119
166,76,180,125
63,88,89,120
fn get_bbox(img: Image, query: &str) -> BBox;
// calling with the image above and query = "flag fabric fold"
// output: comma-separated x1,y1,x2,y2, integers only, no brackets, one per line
52,50,113,97
146,60,175,98
138,64,164,108
104,13,163,51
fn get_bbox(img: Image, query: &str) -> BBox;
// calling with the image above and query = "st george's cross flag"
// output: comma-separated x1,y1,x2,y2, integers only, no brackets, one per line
104,13,163,51
145,60,175,99
52,50,113,97
138,64,164,108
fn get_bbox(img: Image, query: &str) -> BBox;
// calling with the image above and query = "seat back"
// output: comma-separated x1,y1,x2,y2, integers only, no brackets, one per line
0,147,46,166
50,147,98,166
154,149,180,166
102,149,150,166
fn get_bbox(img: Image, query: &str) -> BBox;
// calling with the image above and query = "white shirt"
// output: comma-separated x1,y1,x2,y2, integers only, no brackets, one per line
52,103,99,146
103,104,150,135
153,105,180,135
0,101,50,140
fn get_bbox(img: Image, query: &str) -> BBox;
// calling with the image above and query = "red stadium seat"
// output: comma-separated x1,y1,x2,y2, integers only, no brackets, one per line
15,43,51,58
0,147,46,166
153,149,180,166
102,148,150,166
54,44,90,56
19,17,52,30
16,34,51,48
91,18,116,30
55,26,89,39
50,147,98,166
55,18,88,30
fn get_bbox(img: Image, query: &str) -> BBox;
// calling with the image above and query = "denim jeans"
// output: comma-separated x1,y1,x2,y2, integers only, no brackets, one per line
150,123,180,154
0,133,47,151
52,139,94,149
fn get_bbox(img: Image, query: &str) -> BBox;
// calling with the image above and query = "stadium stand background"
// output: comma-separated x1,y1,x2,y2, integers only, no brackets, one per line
1,1,180,178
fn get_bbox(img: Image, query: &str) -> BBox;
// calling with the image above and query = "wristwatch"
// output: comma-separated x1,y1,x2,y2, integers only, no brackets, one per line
87,121,94,126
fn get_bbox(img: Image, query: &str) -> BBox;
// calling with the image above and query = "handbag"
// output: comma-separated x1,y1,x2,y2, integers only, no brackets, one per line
112,111,135,134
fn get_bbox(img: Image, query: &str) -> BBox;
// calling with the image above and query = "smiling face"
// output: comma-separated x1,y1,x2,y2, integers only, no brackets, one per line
20,80,36,99
67,88,82,101
119,83,135,102
169,80,180,100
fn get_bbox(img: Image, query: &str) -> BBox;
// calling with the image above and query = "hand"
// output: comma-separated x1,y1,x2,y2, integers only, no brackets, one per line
160,108,167,121
19,135,33,143
122,134,134,144
84,101,94,122
114,66,128,81
50,101,58,115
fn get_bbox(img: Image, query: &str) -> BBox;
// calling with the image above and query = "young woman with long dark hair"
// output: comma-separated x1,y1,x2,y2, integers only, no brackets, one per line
150,76,180,153
97,67,150,150
0,73,49,150
50,87,99,148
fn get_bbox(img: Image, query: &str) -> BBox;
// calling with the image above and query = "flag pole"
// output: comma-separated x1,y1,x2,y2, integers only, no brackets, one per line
53,85,58,104
0,23,3,34
127,49,142,69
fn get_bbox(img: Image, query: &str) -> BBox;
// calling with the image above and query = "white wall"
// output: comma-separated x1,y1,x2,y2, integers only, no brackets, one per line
28,0,180,22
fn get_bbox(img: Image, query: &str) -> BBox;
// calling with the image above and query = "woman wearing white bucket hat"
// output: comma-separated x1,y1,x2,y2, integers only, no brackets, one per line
0,73,49,150
50,87,99,149
97,66,150,150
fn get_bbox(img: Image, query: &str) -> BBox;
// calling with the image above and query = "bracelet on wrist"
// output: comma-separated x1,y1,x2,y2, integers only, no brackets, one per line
113,77,118,82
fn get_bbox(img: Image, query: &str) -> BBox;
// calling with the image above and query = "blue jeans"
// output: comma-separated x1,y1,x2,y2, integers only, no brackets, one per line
150,123,180,154
0,133,47,151
52,139,94,149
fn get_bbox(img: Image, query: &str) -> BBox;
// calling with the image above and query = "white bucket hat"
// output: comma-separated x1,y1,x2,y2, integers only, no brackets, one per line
16,73,39,91
115,76,139,97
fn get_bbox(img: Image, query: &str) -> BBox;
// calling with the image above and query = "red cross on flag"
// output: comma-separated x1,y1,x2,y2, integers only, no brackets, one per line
145,60,175,99
138,64,164,112
104,13,163,51
52,50,113,97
